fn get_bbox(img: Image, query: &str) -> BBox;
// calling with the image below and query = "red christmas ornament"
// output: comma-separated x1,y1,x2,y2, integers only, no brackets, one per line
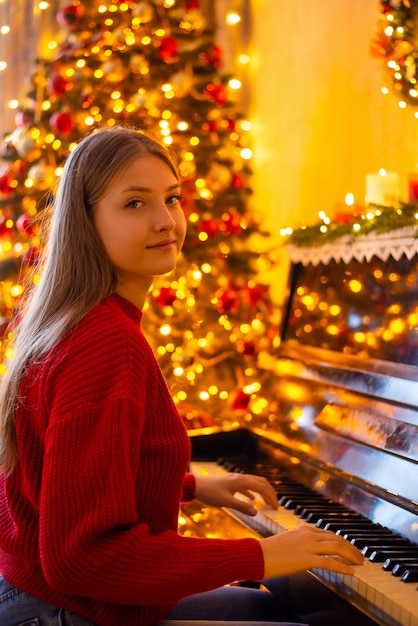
220,212,242,235
200,45,222,68
0,216,12,236
223,118,236,131
244,284,271,310
14,160,27,177
216,287,239,314
186,0,200,8
158,37,177,61
46,74,70,96
237,340,257,357
202,120,219,133
156,286,177,307
204,83,227,106
229,389,251,411
16,213,36,237
0,175,12,195
231,173,244,188
50,111,74,136
14,111,32,127
56,4,84,28
80,92,94,108
198,218,219,238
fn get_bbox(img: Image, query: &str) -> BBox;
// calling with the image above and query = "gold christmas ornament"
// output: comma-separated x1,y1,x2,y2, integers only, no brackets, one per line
132,2,155,23
27,161,56,190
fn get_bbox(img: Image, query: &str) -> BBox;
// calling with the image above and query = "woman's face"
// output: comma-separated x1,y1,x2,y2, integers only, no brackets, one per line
93,154,187,305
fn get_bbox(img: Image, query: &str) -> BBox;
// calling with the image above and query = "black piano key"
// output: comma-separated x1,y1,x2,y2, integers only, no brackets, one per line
281,499,305,510
294,499,335,513
277,492,318,499
383,556,418,571
321,521,377,533
340,522,386,536
330,520,380,527
350,536,412,550
276,488,316,496
316,517,363,529
339,529,387,538
352,530,406,536
279,497,327,509
293,501,340,515
304,510,362,523
334,528,383,538
401,567,418,583
296,499,345,506
392,562,418,577
367,547,418,562
326,522,380,532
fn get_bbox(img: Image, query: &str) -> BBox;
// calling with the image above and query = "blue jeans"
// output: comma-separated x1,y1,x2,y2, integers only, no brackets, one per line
0,576,95,626
162,584,307,624
0,575,307,625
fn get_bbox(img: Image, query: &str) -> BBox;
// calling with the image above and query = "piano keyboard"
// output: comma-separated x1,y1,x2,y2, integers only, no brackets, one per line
191,459,418,626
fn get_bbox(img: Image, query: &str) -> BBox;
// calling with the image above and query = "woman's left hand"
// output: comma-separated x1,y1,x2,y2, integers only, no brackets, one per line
194,472,278,516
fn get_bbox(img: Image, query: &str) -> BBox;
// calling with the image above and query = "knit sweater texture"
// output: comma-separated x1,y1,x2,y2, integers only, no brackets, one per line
0,294,264,626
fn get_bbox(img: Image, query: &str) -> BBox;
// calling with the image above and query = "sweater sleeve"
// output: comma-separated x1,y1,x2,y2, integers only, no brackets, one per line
39,398,265,607
182,473,196,503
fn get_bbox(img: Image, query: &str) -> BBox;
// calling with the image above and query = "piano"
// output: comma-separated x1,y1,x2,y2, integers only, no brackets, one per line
185,228,418,626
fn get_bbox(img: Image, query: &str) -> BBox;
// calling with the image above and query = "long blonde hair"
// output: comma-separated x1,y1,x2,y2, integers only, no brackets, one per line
0,126,179,475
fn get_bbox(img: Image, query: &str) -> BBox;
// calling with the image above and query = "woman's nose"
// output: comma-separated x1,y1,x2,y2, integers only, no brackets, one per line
154,202,176,231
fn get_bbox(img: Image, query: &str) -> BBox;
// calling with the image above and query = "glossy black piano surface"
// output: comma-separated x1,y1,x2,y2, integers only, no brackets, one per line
188,242,418,626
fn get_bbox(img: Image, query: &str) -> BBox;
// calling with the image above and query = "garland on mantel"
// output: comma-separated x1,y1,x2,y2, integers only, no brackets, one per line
369,0,418,107
285,202,418,248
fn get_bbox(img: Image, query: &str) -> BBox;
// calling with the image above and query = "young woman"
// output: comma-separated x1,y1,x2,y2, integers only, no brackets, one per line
0,127,363,626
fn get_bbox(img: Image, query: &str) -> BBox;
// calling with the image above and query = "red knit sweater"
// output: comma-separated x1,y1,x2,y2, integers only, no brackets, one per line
0,294,264,626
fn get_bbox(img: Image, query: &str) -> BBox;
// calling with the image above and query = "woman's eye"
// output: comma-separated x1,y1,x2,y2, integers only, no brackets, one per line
167,194,182,205
126,199,143,209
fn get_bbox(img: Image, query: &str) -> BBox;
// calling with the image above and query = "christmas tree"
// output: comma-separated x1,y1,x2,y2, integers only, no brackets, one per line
0,0,279,430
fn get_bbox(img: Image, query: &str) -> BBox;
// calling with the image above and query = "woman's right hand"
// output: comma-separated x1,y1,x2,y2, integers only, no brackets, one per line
260,525,364,579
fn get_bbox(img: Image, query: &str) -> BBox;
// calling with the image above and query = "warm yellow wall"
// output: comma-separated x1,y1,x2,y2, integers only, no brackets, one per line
248,0,418,303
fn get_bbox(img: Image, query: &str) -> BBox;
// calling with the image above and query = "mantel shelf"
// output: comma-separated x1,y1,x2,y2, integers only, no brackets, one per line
285,226,418,266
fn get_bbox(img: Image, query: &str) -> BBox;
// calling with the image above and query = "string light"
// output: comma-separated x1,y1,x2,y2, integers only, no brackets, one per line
226,11,241,26
370,1,418,118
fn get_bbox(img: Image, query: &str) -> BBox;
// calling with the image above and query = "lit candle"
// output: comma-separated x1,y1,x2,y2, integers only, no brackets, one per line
365,169,400,206
334,193,361,223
